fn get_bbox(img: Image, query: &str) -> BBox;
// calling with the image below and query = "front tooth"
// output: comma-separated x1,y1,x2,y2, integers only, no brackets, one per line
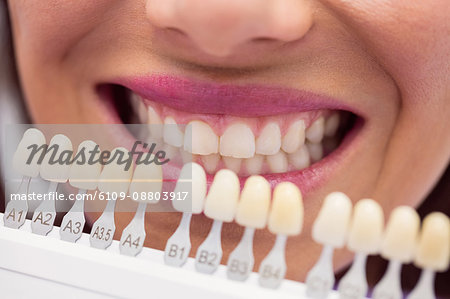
13,128,46,178
244,154,264,175
147,106,163,140
256,122,281,155
312,192,353,248
97,147,133,194
235,176,271,229
347,199,384,254
306,142,323,162
380,206,420,263
325,113,340,137
268,182,304,236
223,156,242,173
184,120,219,155
172,162,207,214
220,123,255,158
40,134,73,183
306,117,325,143
68,140,102,190
288,146,310,170
414,212,450,271
129,156,163,204
281,120,305,154
164,117,184,147
201,154,220,174
204,169,240,222
267,151,288,173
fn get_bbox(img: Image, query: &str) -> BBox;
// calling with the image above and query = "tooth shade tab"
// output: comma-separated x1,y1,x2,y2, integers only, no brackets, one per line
3,176,32,229
219,123,255,158
372,206,420,299
119,202,147,257
184,120,218,155
256,122,281,155
165,212,193,267
305,245,336,298
268,182,304,236
60,189,87,242
347,199,384,254
258,235,289,288
172,162,207,214
129,157,163,204
281,120,305,154
30,182,59,235
380,206,420,263
97,147,133,195
414,212,450,272
235,176,271,229
13,128,46,178
68,140,102,190
203,169,240,222
227,227,256,281
39,134,73,183
312,192,353,248
163,116,184,147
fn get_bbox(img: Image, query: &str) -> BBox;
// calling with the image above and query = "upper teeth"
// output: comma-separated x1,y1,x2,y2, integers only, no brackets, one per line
147,106,163,140
281,120,306,154
219,123,255,158
184,120,219,155
133,95,342,175
305,117,325,144
163,116,184,147
256,122,281,155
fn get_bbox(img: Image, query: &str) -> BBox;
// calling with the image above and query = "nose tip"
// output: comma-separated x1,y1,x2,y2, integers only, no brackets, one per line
146,0,314,57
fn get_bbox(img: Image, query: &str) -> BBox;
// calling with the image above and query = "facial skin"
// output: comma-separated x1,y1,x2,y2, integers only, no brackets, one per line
7,0,450,281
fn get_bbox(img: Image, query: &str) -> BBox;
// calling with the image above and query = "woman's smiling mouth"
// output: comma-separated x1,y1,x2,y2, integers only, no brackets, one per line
96,75,363,194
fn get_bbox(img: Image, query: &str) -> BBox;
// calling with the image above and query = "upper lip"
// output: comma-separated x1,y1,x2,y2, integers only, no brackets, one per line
110,75,360,117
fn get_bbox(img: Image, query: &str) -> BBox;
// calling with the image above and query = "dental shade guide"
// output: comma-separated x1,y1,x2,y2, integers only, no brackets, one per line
4,128,46,229
226,175,271,281
195,169,240,274
306,192,353,299
337,199,384,299
3,128,449,298
258,182,304,289
60,140,102,242
119,160,163,257
89,147,133,249
165,162,207,267
407,212,450,299
31,134,73,236
372,206,420,299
